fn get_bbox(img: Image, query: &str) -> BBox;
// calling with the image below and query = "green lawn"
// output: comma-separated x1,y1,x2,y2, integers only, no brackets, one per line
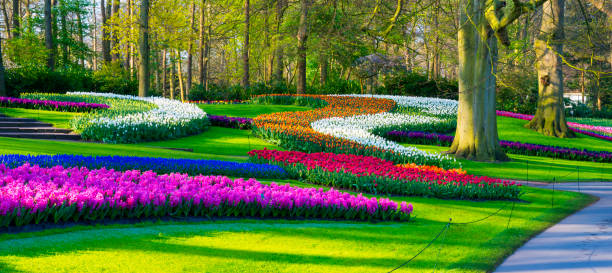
0,107,81,129
197,104,311,118
497,116,611,152
140,127,282,157
0,183,594,273
408,144,612,182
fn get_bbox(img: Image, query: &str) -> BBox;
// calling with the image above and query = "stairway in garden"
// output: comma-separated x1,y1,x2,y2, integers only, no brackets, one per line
0,114,81,141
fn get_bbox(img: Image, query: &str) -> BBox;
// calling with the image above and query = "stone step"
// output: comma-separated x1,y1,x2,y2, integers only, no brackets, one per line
0,117,43,123
0,127,73,133
0,121,54,128
0,132,81,141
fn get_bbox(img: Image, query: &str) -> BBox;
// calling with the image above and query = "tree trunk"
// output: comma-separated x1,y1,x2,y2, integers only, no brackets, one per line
59,0,69,65
242,0,250,88
124,0,131,69
526,0,573,138
274,0,285,84
162,49,167,97
11,0,19,38
111,0,120,62
447,0,508,162
138,0,150,97
2,1,11,39
187,2,195,94
198,0,206,87
0,36,6,96
319,54,328,86
177,50,185,101
76,2,85,67
101,0,111,63
44,0,55,70
170,52,175,100
296,0,310,94
92,0,98,69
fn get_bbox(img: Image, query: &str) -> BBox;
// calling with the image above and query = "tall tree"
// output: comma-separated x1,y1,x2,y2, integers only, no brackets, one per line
11,0,19,38
274,0,286,83
111,0,120,62
101,0,111,63
44,0,55,70
526,0,573,137
198,0,206,87
59,0,69,65
448,0,544,161
138,0,150,97
187,1,195,93
0,36,6,96
242,0,250,88
296,0,310,94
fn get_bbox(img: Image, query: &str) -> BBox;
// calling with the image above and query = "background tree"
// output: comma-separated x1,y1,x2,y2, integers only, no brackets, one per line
138,0,150,97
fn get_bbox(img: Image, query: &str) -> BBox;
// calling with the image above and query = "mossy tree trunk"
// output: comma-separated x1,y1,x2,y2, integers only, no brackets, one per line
138,0,150,97
526,0,573,138
448,0,545,162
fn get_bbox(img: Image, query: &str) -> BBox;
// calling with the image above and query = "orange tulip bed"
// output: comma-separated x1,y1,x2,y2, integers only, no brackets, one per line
252,94,458,168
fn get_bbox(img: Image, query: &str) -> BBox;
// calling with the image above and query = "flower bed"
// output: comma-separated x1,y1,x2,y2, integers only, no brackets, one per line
0,154,287,179
249,149,521,200
338,94,458,118
208,115,252,130
386,130,612,163
21,93,155,115
252,94,458,169
0,164,412,227
0,96,109,112
66,92,209,143
496,110,612,141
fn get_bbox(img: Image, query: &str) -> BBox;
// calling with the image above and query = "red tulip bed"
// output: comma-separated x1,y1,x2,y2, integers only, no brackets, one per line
248,149,521,200
0,164,413,228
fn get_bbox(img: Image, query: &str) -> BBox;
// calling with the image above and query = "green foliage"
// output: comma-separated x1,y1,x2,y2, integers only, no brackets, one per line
496,71,539,114
6,66,95,96
188,82,295,101
4,35,49,67
381,71,458,99
92,63,138,95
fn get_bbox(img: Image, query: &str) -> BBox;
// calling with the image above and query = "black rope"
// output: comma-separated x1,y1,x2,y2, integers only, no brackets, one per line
453,203,511,225
387,219,452,273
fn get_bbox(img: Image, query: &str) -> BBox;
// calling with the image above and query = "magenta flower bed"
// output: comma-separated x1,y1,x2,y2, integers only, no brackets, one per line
0,97,109,112
249,149,521,200
0,164,412,227
496,110,612,141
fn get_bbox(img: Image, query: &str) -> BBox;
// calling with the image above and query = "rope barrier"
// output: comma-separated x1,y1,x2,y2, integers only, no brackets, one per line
387,220,452,273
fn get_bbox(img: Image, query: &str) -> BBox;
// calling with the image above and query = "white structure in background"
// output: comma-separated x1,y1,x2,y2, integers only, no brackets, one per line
564,91,588,105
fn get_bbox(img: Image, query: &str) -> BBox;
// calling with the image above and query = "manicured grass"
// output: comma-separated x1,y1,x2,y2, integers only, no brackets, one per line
0,183,594,273
0,107,80,129
197,104,311,118
407,144,612,182
140,127,282,157
0,136,248,162
497,116,611,152
567,117,612,127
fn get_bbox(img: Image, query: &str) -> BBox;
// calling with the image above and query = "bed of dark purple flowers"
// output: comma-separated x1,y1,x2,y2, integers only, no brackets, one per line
386,131,612,163
0,154,288,179
0,97,110,112
208,115,253,130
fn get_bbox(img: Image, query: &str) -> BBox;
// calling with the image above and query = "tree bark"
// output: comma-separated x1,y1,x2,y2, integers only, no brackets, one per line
448,0,508,162
187,2,195,94
177,50,185,101
526,0,573,138
138,0,150,97
198,0,206,87
11,0,19,38
44,0,55,70
59,0,68,65
92,0,98,69
274,0,285,84
162,49,167,97
170,52,175,100
111,0,120,62
242,0,250,88
0,36,7,96
319,53,328,86
76,1,85,67
296,0,310,94
101,0,111,63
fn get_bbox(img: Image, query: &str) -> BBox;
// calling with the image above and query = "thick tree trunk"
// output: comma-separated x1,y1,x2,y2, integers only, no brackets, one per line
138,0,150,97
101,0,111,63
198,0,206,87
2,1,11,39
12,0,19,38
187,2,195,94
44,0,55,70
526,0,573,138
111,0,120,62
296,0,310,94
242,0,250,88
0,36,6,96
448,0,508,162
274,0,285,84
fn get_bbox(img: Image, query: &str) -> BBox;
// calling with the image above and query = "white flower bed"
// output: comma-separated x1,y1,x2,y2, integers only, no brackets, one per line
337,94,458,117
68,92,209,143
312,112,458,168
